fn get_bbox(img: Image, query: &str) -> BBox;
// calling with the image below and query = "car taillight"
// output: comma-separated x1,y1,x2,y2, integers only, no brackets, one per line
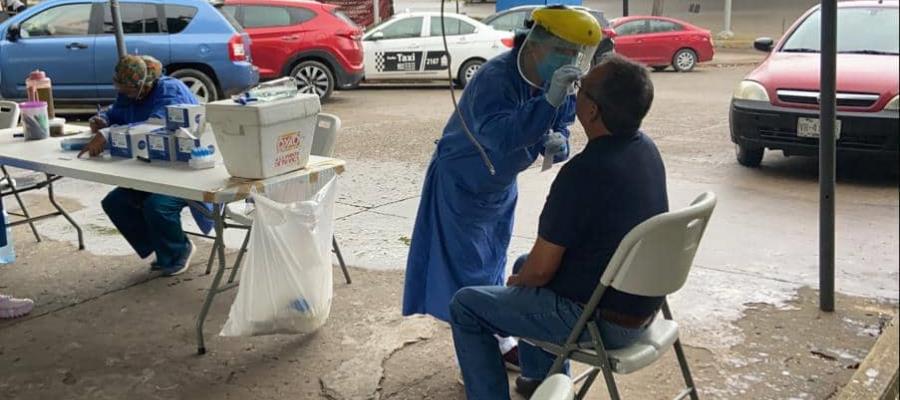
229,34,247,62
501,37,514,48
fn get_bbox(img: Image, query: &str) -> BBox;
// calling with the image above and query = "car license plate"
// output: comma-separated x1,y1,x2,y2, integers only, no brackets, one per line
797,117,842,139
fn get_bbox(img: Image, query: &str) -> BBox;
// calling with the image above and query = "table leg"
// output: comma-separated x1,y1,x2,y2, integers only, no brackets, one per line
46,174,84,250
2,165,42,242
196,203,227,355
226,226,251,284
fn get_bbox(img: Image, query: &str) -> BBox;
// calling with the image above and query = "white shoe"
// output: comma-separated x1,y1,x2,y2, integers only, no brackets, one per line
0,294,34,319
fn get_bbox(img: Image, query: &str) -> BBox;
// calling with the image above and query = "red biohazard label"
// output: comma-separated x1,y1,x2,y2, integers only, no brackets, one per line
276,132,301,154
274,152,300,168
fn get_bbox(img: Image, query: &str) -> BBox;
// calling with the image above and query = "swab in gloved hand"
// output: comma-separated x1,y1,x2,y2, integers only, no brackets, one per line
545,65,583,108
542,130,568,171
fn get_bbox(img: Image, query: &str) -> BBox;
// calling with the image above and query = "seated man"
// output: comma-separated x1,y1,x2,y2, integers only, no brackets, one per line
449,54,665,400
79,55,206,276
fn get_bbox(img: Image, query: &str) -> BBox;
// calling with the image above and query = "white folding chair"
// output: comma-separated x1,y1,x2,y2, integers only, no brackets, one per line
0,100,20,129
1,100,42,242
523,192,717,400
531,374,576,400
204,113,351,284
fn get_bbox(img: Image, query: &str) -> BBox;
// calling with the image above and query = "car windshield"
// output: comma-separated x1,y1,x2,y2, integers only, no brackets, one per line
781,6,899,55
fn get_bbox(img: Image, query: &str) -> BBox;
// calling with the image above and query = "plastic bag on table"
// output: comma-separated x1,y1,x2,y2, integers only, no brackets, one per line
220,173,337,337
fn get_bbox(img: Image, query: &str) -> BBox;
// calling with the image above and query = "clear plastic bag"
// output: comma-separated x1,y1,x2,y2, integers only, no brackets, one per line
220,173,337,337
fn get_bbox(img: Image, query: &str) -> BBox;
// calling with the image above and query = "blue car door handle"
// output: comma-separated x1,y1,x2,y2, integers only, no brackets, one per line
66,42,89,50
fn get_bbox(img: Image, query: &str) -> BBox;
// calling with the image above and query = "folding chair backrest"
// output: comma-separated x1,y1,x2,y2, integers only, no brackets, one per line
311,113,341,157
600,192,717,297
0,100,19,129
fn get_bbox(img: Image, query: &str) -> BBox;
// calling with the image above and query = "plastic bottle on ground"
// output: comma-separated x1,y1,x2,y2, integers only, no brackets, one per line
0,208,16,265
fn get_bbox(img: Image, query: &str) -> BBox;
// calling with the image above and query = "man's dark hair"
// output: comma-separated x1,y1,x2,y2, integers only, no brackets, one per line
583,54,654,136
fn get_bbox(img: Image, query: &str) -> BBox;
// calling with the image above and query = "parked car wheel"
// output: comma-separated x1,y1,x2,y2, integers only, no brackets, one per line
735,144,764,167
292,60,334,100
458,59,484,89
170,69,218,103
672,48,698,72
652,65,668,72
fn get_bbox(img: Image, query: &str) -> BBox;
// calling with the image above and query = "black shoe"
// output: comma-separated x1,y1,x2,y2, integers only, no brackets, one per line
514,376,543,398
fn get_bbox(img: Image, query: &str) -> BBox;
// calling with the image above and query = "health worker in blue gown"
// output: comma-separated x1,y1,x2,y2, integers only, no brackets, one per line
402,6,604,326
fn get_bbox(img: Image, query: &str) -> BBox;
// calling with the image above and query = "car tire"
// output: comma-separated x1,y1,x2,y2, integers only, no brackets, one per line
170,69,218,103
457,59,484,89
672,48,698,72
292,60,334,101
735,143,764,167
652,65,668,72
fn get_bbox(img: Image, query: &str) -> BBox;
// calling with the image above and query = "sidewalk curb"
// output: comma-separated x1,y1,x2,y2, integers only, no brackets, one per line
837,314,900,400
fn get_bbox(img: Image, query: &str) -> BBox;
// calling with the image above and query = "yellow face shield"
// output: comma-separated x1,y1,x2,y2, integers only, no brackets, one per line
517,7,603,88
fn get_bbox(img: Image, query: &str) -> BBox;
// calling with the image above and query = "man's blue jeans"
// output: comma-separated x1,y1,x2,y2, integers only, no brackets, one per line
101,188,189,267
449,255,645,400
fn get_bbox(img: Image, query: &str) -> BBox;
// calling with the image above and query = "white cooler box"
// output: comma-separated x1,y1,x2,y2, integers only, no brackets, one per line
206,94,321,179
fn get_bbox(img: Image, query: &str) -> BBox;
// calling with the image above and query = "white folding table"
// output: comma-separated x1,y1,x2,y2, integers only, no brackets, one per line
0,126,346,354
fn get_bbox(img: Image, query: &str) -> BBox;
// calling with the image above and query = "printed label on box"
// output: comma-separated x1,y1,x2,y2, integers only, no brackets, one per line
149,135,168,151
111,132,128,148
178,137,196,153
169,109,186,124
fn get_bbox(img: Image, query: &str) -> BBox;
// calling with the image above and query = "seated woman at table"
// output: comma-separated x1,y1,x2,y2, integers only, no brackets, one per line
78,55,207,276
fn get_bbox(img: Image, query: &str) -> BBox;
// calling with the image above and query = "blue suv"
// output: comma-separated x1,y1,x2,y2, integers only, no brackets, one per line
0,0,258,104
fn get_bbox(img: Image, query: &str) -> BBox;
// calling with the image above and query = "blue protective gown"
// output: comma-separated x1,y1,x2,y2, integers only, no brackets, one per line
402,47,576,322
99,76,213,234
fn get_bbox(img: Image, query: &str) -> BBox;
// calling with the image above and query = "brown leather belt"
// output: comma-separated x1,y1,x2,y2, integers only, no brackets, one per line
597,309,655,329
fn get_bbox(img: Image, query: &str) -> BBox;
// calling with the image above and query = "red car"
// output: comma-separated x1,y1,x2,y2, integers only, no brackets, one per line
609,16,714,72
730,1,899,167
222,0,364,100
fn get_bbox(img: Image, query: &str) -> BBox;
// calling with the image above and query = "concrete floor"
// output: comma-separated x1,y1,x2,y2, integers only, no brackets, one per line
1,60,898,399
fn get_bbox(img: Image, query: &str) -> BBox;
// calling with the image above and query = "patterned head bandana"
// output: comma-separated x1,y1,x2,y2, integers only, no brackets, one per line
113,55,162,99
141,55,163,82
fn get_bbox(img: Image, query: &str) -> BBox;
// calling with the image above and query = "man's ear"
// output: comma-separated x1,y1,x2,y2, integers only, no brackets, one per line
591,102,602,122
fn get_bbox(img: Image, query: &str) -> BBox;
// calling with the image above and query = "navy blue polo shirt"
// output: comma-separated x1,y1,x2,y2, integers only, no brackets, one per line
539,131,668,319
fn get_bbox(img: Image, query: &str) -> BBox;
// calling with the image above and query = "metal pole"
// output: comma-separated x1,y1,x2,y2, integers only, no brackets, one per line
109,0,127,58
623,0,629,16
373,0,380,25
724,0,733,33
819,0,837,312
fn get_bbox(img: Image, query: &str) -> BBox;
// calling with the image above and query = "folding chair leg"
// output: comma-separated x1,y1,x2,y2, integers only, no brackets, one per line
227,228,251,284
599,367,622,400
575,368,601,400
663,299,700,400
332,235,351,284
586,321,622,400
3,166,42,243
672,339,700,400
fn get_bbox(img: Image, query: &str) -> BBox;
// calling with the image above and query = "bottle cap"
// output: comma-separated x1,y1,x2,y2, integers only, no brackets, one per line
29,70,48,81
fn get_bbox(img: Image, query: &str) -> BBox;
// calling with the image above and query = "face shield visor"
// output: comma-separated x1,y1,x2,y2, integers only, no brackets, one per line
517,24,598,89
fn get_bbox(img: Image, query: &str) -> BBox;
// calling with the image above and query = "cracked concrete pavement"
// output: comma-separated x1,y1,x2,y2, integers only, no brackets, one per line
2,58,898,399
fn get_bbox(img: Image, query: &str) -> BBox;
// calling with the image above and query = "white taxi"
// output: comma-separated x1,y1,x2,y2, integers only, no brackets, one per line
362,12,514,87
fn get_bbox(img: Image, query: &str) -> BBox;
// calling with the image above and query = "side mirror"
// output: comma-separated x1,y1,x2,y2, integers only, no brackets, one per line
754,37,774,52
6,24,20,42
369,31,384,41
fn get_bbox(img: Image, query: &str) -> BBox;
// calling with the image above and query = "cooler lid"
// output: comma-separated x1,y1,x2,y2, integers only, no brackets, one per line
205,94,321,126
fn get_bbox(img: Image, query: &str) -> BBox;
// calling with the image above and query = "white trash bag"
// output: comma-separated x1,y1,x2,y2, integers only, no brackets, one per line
220,174,337,337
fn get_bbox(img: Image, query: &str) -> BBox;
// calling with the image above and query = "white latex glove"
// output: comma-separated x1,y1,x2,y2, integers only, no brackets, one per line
545,65,583,108
542,131,568,171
